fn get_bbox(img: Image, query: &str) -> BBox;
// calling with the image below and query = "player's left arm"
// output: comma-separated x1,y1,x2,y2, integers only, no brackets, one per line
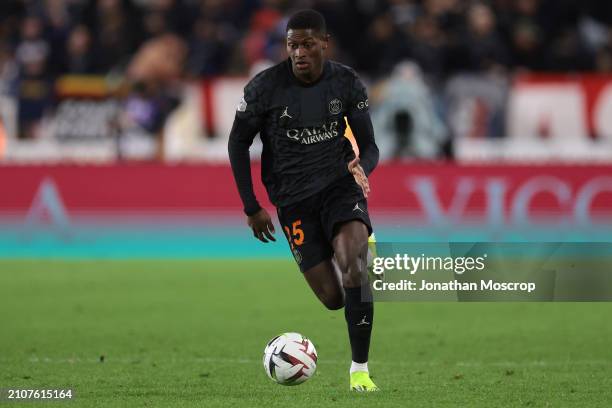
346,72,379,197
346,110,379,176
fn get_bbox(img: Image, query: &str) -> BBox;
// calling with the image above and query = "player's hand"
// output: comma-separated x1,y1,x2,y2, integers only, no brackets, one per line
348,157,370,198
247,208,276,243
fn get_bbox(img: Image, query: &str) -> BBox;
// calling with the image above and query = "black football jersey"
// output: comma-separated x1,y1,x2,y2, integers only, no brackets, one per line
230,58,375,211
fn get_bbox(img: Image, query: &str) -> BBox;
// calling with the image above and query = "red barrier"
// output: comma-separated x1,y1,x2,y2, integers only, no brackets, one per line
368,163,612,210
0,164,264,211
1,164,611,223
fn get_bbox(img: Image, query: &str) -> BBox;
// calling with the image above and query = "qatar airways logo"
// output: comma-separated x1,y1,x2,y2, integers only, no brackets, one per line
286,120,339,144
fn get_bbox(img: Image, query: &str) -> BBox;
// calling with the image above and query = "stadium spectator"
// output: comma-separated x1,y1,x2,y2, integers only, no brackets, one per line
241,0,283,67
509,20,545,71
81,0,143,73
142,9,170,41
186,16,234,77
371,62,448,159
62,25,97,74
0,44,17,95
405,14,447,81
462,2,510,72
15,15,50,73
14,15,52,139
146,0,197,38
41,0,73,76
122,33,187,160
357,12,409,79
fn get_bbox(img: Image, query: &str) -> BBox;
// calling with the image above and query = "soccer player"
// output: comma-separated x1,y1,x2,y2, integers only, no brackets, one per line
228,9,379,392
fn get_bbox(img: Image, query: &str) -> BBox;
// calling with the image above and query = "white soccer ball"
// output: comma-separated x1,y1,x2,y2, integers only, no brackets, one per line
263,332,318,386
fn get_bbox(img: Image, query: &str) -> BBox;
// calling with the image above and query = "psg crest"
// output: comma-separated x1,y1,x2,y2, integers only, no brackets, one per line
328,98,342,115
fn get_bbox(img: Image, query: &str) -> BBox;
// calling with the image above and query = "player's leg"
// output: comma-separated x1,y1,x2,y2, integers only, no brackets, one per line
319,174,378,391
303,259,344,310
277,200,344,310
333,220,369,288
332,220,378,391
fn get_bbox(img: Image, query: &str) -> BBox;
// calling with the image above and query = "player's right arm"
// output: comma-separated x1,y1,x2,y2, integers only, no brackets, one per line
228,79,276,243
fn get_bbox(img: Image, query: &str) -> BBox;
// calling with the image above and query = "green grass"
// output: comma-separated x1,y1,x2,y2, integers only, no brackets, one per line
1,259,611,407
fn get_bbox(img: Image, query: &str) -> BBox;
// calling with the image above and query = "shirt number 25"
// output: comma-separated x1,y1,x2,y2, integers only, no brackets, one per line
284,220,304,248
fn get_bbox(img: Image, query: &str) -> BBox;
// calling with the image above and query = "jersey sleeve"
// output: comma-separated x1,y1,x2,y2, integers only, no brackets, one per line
235,75,267,128
228,76,268,216
346,70,370,116
345,71,379,176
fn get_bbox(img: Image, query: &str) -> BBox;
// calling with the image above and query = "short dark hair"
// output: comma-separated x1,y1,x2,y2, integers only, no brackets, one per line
286,9,326,36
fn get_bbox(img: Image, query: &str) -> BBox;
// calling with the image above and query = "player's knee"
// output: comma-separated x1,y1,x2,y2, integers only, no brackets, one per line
336,252,366,285
334,241,368,277
335,250,363,273
342,271,363,288
334,251,350,273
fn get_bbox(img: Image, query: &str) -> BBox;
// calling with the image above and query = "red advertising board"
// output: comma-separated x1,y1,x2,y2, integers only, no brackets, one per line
369,163,612,224
1,164,611,225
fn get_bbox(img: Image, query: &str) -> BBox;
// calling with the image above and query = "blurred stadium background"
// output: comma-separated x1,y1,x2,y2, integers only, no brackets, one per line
2,1,612,406
1,0,612,255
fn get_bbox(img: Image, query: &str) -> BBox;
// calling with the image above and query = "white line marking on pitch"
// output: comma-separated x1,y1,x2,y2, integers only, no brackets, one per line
5,356,610,367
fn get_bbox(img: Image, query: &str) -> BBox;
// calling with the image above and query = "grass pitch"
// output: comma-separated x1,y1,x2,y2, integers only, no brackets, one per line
1,259,611,407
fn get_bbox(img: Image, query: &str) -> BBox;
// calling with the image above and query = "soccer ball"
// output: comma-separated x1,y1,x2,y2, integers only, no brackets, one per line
263,332,318,385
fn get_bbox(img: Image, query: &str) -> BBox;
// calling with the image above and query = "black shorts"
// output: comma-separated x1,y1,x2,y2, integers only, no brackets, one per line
277,175,373,273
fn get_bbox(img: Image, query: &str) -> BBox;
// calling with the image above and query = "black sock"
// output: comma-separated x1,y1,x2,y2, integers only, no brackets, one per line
344,285,374,364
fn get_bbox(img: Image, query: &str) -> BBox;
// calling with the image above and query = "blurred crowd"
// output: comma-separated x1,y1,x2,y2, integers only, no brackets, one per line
0,0,611,158
1,0,611,82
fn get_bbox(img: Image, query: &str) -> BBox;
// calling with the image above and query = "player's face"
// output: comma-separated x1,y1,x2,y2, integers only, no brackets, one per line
286,28,327,83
